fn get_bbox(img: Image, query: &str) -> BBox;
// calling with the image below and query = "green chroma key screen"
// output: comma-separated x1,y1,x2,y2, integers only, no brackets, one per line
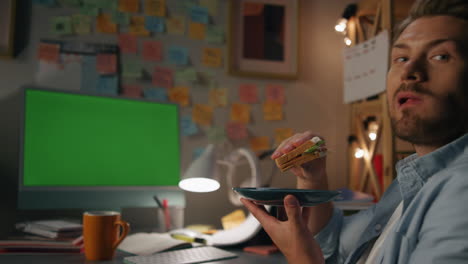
22,89,180,187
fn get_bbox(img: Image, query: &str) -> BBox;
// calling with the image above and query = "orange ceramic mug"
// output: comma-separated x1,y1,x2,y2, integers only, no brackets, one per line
83,211,130,261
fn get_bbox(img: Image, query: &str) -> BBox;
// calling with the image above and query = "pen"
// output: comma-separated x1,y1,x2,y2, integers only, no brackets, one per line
153,195,163,208
163,199,171,231
170,233,207,244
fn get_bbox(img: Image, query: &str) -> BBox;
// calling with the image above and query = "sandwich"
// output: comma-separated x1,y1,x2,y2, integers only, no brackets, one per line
274,136,327,172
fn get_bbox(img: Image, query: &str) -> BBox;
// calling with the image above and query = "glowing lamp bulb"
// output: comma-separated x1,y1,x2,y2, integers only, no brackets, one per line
178,178,220,193
354,148,364,159
344,37,352,46
335,18,348,33
369,132,377,141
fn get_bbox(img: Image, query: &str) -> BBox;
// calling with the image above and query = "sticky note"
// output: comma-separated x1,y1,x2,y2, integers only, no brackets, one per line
221,209,246,230
230,103,250,124
144,88,168,101
38,43,60,63
119,0,139,13
145,0,165,17
122,59,142,78
72,14,92,35
130,16,150,36
207,126,226,142
226,122,248,140
142,41,163,61
122,84,142,97
96,53,117,74
250,136,270,152
167,15,185,35
81,55,99,92
200,0,218,16
181,116,198,136
51,16,73,36
209,88,227,107
152,66,173,88
80,4,99,16
175,68,198,83
263,101,283,121
206,25,225,44
266,84,285,104
190,6,209,24
192,104,213,126
274,128,294,146
168,46,189,65
112,11,130,25
239,84,258,103
96,75,118,95
96,13,117,34
189,22,206,40
118,34,137,54
145,16,165,33
202,47,222,68
168,86,190,106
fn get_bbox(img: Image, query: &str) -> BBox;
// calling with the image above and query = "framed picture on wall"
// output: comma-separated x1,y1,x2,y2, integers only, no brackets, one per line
228,0,299,80
0,0,16,59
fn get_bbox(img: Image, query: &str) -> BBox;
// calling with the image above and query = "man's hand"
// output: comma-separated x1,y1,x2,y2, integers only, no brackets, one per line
241,195,325,264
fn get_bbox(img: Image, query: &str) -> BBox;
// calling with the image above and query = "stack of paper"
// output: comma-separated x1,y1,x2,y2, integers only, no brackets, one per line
15,220,82,239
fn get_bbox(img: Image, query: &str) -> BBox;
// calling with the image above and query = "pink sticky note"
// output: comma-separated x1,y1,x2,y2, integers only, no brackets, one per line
152,66,174,89
122,84,142,98
266,84,285,104
226,122,248,140
96,53,117,74
118,34,137,54
142,41,163,62
38,43,60,63
239,84,258,103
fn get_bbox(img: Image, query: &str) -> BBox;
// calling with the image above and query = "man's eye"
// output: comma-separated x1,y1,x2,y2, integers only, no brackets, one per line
394,57,408,63
432,54,450,61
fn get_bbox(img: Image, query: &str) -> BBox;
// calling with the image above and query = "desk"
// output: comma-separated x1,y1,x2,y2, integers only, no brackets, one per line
0,247,287,263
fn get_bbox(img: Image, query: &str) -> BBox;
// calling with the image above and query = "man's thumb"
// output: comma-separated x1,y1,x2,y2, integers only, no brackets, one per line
284,195,302,225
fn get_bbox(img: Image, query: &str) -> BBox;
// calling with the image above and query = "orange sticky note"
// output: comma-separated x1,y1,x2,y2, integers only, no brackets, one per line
226,122,248,140
168,86,190,106
96,53,117,74
129,16,150,36
239,84,258,103
274,128,294,146
263,101,283,121
122,84,142,98
143,41,163,61
250,136,270,152
230,103,250,124
145,0,165,17
192,104,213,126
152,66,173,88
209,88,227,107
202,47,222,68
119,0,139,13
38,43,60,63
266,84,285,104
96,13,117,34
167,15,185,35
118,34,137,54
189,22,206,40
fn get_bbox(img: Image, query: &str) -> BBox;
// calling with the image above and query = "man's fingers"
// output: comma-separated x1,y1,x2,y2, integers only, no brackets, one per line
283,195,302,226
240,198,278,230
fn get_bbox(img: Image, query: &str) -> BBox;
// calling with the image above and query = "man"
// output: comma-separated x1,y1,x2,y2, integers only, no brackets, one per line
242,0,468,263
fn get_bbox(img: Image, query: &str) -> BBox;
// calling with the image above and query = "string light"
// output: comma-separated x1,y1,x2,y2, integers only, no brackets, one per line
354,148,364,159
344,37,352,46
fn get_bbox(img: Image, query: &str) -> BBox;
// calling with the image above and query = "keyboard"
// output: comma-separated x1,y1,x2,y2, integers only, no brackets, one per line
123,246,237,264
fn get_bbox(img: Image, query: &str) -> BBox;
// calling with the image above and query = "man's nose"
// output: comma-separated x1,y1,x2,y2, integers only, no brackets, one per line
401,60,427,83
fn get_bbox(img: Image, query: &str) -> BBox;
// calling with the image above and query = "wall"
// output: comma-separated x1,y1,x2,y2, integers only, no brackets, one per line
0,0,351,234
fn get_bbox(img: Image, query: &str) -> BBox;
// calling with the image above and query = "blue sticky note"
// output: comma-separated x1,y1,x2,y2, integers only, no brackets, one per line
81,56,99,93
168,46,189,66
97,75,118,95
145,16,165,33
193,147,205,160
181,116,198,136
190,6,209,24
144,88,168,101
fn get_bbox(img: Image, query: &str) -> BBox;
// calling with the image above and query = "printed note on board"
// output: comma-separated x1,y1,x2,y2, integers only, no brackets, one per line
239,84,258,103
72,14,92,35
168,46,189,65
263,101,283,121
168,86,190,106
250,137,270,152
130,16,150,36
96,53,117,74
152,66,173,88
209,88,227,107
190,6,209,24
122,84,142,98
144,88,168,101
230,103,250,124
119,0,139,13
189,22,206,40
167,15,185,35
226,122,248,140
143,41,163,61
274,128,294,146
202,47,222,68
181,115,198,136
96,13,117,34
38,43,60,63
266,84,285,104
145,16,165,33
51,16,73,35
192,104,213,126
145,0,166,17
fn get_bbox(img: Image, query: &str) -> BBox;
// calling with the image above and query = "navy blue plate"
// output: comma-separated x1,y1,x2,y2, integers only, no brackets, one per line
233,187,341,207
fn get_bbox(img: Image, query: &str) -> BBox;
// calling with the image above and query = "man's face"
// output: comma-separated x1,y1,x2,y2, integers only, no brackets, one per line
387,16,468,146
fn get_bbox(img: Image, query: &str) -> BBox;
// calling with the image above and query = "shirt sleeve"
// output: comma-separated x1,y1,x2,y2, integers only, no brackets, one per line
314,207,343,260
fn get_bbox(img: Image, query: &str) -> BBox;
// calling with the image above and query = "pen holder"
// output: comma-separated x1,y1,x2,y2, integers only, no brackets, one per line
154,206,184,233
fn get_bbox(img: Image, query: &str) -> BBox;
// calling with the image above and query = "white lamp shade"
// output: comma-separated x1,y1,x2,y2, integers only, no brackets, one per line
179,144,220,192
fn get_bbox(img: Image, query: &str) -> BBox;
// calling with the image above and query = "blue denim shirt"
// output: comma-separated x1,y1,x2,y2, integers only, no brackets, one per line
316,133,468,263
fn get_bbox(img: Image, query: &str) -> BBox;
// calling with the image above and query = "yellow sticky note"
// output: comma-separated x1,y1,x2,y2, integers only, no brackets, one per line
263,101,283,121
221,209,246,230
119,0,139,13
145,0,165,17
189,22,206,40
168,86,190,107
192,104,213,126
274,128,294,146
200,0,218,16
129,16,150,36
209,88,227,107
202,47,222,68
250,136,271,152
230,103,250,124
96,13,117,34
167,15,185,35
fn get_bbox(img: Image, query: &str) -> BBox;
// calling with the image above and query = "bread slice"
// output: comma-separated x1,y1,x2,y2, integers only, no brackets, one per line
275,137,326,172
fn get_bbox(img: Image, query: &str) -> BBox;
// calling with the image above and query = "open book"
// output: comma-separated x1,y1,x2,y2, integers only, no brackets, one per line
117,233,192,256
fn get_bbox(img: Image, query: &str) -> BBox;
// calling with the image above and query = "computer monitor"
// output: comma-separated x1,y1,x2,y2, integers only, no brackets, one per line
18,87,184,210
